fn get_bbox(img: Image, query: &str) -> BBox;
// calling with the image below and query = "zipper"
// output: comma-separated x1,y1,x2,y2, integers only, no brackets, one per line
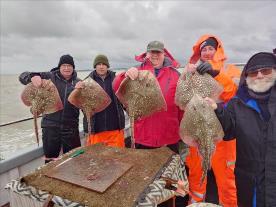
112,73,122,129
102,78,107,130
61,81,68,126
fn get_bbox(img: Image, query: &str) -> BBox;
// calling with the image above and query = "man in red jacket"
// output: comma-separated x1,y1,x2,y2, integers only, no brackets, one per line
113,40,183,153
114,41,188,207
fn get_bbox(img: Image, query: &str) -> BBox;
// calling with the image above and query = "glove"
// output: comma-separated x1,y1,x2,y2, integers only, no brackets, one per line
196,62,219,77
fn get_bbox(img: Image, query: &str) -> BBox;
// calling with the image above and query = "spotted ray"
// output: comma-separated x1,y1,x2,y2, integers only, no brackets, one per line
175,72,222,110
116,70,167,148
21,80,63,146
68,77,111,139
179,94,224,185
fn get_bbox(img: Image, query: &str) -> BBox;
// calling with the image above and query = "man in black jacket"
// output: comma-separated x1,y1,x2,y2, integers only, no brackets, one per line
77,54,125,147
206,52,276,207
19,54,81,163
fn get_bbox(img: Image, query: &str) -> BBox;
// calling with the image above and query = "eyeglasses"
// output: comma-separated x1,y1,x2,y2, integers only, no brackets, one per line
246,68,273,78
60,65,73,70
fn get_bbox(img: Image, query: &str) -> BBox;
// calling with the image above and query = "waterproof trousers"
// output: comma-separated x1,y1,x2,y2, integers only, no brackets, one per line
86,130,125,148
42,127,81,163
185,140,237,207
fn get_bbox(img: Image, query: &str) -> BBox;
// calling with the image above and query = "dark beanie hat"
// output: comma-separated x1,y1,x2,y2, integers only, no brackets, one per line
200,37,218,51
93,54,110,68
244,52,276,73
58,54,75,69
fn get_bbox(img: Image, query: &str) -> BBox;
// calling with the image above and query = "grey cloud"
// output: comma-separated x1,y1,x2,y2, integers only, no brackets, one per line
2,1,75,38
1,1,276,74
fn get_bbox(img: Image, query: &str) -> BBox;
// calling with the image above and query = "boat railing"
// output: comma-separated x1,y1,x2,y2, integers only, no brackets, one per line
0,116,42,127
0,63,245,172
0,115,130,174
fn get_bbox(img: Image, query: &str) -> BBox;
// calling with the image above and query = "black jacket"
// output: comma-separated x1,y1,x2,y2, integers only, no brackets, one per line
83,70,125,133
215,84,276,207
19,68,81,128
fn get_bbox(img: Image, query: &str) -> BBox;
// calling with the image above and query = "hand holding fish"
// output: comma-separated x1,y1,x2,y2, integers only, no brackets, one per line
204,97,218,110
21,79,63,146
75,81,84,89
31,76,42,87
185,63,197,73
125,67,139,80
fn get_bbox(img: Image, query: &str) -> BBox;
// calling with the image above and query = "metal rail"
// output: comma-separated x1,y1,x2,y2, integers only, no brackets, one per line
0,116,42,127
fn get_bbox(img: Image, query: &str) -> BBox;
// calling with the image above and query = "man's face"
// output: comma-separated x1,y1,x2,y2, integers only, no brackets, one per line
246,68,276,92
60,64,73,80
95,63,108,77
200,46,216,62
147,51,165,68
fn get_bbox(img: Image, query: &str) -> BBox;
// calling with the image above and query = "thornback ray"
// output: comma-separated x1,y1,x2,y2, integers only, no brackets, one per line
21,80,63,146
116,70,167,148
68,77,111,141
175,71,223,110
179,94,224,185
175,71,224,185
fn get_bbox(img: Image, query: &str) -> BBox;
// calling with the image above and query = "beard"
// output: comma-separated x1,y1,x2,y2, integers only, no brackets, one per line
246,69,276,93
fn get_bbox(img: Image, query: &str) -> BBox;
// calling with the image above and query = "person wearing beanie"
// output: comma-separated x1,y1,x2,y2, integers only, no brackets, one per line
205,52,276,206
184,35,239,206
199,37,218,55
19,54,81,163
58,54,75,69
93,54,110,69
76,54,125,148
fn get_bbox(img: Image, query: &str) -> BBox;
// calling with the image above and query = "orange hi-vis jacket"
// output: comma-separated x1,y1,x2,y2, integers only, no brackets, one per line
186,34,240,206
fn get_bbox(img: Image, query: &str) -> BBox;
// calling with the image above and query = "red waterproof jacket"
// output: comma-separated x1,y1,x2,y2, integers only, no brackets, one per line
113,49,183,147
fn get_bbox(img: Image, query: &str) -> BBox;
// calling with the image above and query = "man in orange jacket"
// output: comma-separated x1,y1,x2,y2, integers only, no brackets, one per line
185,35,240,206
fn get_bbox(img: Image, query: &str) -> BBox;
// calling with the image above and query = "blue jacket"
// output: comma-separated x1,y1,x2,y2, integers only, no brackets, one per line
215,73,276,207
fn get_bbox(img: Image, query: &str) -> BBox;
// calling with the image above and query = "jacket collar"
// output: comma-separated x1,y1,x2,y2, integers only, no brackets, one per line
134,48,180,69
236,84,276,115
92,70,115,79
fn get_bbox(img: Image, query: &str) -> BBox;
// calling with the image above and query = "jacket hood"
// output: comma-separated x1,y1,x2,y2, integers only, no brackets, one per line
237,52,276,99
50,67,59,72
189,34,227,70
135,48,180,68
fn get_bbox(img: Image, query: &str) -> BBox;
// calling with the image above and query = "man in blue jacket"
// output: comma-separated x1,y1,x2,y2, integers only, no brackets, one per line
206,52,276,206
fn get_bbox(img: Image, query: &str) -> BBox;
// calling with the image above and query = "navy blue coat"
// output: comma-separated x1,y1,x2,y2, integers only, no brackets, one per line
19,69,80,128
83,70,125,133
215,82,276,207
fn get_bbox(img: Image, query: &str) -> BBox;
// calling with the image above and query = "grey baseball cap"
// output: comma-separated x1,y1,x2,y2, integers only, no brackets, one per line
147,41,164,52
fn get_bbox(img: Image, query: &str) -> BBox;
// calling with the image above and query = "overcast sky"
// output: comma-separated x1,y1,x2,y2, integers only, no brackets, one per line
1,0,275,74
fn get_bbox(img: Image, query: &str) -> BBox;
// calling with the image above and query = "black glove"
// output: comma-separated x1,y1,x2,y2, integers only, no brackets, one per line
196,62,219,77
